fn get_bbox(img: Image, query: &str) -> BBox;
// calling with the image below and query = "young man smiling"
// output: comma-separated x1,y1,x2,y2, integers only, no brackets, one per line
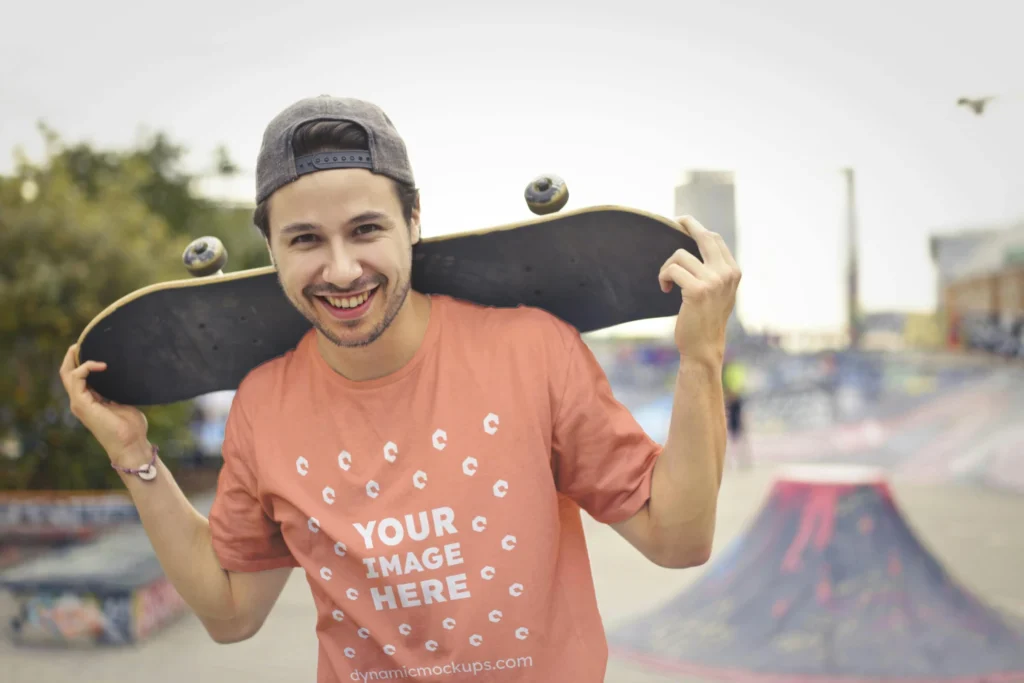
60,95,741,682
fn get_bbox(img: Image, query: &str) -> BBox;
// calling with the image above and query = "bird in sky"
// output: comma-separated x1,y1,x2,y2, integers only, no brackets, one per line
957,96,996,115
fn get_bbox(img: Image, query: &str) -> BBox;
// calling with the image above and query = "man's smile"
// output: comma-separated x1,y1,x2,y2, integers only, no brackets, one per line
315,285,380,320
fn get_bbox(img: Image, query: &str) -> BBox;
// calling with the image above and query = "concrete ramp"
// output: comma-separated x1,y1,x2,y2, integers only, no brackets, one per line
608,465,1024,681
0,495,213,646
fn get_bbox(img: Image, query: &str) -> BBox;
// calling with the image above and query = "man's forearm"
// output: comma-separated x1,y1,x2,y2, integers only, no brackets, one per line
115,445,240,623
646,357,726,564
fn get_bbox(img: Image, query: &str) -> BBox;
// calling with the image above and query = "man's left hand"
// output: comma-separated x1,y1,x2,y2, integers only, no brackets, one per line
658,215,741,363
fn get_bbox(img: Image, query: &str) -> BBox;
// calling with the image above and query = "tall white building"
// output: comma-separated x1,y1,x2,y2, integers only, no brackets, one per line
674,170,743,335
674,170,738,258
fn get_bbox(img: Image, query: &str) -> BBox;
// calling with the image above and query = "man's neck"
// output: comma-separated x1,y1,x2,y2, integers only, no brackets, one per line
316,291,433,382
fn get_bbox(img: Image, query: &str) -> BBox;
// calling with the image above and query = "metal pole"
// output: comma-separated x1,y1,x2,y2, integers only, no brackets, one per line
844,167,861,349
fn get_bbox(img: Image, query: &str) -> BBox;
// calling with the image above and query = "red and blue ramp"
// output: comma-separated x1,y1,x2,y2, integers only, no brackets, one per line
608,465,1024,681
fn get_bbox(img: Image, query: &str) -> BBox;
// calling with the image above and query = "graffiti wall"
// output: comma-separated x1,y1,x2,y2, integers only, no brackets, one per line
10,577,188,646
13,590,135,645
1,512,199,647
133,577,188,641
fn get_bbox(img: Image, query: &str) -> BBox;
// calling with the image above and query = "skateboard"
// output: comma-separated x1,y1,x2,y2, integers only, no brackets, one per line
75,176,701,405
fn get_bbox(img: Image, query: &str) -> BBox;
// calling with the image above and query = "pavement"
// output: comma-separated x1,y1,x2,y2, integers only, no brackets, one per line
4,461,1024,683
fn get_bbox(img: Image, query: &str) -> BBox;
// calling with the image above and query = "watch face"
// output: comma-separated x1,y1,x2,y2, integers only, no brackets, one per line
138,464,158,481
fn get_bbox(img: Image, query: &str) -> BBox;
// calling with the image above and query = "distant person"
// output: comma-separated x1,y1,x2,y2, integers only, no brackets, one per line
59,95,741,682
723,355,752,468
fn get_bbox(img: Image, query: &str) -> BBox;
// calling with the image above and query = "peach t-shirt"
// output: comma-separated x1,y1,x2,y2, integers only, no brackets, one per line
208,294,662,682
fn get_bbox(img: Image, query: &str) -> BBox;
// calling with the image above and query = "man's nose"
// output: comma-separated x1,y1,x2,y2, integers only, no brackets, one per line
322,242,363,287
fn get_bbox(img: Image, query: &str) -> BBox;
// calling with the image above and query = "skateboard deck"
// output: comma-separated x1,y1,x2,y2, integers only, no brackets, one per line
76,205,699,406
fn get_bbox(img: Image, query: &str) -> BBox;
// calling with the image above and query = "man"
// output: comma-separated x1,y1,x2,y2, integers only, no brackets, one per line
60,95,740,682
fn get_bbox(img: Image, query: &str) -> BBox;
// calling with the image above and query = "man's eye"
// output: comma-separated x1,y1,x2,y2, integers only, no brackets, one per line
355,224,381,235
291,234,317,245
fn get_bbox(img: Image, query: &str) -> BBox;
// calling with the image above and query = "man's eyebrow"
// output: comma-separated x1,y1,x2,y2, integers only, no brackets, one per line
280,222,320,235
347,211,390,225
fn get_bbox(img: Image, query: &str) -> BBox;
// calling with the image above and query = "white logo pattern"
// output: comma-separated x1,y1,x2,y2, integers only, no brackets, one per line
302,412,530,662
483,413,499,435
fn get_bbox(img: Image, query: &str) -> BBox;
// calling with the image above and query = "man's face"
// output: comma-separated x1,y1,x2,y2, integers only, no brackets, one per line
265,168,420,348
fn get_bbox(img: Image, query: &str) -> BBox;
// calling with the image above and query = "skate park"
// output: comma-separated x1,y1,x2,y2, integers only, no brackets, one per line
4,5,1024,682
4,234,1024,683
3,342,1024,682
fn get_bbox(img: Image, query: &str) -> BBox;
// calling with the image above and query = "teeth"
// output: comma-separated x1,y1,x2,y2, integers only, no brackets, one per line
324,289,372,309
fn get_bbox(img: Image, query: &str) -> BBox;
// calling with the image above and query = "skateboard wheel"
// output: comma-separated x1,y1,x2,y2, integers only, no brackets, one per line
182,236,228,277
524,174,568,215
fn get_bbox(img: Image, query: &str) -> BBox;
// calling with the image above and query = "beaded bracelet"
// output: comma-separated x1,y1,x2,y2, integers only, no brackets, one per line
111,444,159,481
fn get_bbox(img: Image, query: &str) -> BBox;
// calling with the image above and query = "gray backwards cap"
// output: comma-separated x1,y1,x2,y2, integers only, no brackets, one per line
255,95,415,204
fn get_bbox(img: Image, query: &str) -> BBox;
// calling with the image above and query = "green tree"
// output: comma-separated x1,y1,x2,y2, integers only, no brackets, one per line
52,125,269,272
0,124,264,491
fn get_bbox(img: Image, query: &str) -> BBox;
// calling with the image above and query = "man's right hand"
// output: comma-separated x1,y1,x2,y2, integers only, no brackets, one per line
58,345,290,642
60,344,151,466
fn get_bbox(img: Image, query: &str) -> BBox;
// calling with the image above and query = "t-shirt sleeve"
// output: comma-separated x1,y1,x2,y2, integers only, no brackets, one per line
549,322,663,524
208,389,299,573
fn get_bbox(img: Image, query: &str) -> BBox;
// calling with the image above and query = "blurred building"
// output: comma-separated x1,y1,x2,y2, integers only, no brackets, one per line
857,312,908,351
930,226,1003,312
931,221,1024,356
853,311,943,352
674,170,743,337
675,171,737,255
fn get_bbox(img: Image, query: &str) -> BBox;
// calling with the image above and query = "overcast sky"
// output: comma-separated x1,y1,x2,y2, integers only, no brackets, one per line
3,0,1021,335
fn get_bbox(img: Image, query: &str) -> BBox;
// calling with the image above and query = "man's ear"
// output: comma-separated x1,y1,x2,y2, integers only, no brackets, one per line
409,192,422,245
257,198,277,268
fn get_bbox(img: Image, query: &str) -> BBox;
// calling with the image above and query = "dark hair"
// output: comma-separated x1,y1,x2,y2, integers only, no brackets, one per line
253,120,419,239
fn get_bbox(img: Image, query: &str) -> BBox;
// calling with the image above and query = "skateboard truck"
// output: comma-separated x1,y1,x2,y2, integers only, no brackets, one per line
182,236,228,277
524,174,569,215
